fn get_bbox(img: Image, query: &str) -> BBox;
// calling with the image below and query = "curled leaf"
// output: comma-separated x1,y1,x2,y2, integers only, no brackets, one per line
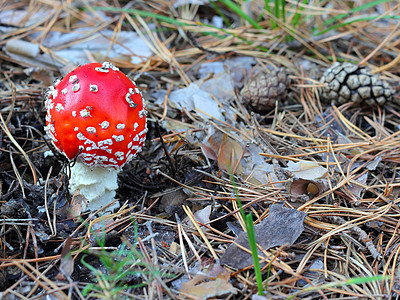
218,134,244,175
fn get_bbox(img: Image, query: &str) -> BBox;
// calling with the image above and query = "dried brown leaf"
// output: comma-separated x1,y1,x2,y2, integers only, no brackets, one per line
56,237,74,280
68,192,87,220
288,178,330,199
217,134,244,174
220,204,307,269
180,265,237,299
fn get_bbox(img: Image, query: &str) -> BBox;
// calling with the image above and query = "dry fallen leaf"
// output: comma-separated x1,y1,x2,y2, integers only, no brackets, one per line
158,188,188,215
285,160,328,180
285,161,329,200
193,205,212,225
346,172,368,198
169,242,181,255
68,192,88,220
365,156,382,171
220,204,307,269
56,237,74,281
288,178,329,199
218,134,244,174
183,205,212,232
201,126,223,161
179,263,237,299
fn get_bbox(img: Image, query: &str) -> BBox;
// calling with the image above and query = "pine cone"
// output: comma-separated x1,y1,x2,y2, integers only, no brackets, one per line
241,68,291,111
319,62,395,106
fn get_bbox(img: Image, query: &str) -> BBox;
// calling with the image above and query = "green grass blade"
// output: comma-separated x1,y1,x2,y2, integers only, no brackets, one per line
245,213,264,295
323,0,393,26
264,0,272,15
229,169,246,221
264,0,276,28
291,0,308,27
314,15,400,36
230,168,263,295
274,0,280,20
94,5,269,52
218,0,263,29
286,275,390,300
210,1,232,27
195,20,270,52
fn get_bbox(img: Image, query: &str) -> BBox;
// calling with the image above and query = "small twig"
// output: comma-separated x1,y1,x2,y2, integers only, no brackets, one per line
161,84,173,121
5,84,16,125
44,166,55,236
327,215,382,260
185,30,230,56
9,148,26,199
182,205,219,260
176,214,190,279
54,199,120,253
1,218,38,225
0,112,37,184
155,121,177,177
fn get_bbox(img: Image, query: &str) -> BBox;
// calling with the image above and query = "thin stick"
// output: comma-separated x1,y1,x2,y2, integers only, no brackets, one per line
44,166,55,236
0,112,37,184
182,205,219,260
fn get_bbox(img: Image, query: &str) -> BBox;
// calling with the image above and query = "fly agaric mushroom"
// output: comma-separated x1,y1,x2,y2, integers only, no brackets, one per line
44,62,147,211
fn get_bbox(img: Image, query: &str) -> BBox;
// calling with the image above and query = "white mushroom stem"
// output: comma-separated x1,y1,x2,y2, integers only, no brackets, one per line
68,162,120,212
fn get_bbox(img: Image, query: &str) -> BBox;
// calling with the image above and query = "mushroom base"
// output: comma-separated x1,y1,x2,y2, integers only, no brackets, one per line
68,162,120,212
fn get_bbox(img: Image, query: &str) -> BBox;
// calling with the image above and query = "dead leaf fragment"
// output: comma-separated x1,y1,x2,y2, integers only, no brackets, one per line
201,126,223,161
179,265,237,299
158,188,188,215
346,172,368,198
194,205,212,225
183,205,212,233
218,134,244,174
285,161,329,200
56,237,74,280
169,242,181,255
288,178,329,199
285,160,328,180
220,204,307,269
365,156,381,171
68,192,87,220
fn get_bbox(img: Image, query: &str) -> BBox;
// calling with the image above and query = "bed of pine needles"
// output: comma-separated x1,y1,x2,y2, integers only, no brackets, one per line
1,0,400,299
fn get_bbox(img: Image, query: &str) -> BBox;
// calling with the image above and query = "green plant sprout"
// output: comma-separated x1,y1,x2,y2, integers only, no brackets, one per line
230,170,264,295
313,0,397,35
215,0,308,41
80,220,170,299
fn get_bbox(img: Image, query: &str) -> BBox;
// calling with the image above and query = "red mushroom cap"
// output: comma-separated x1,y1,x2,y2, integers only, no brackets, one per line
45,62,147,169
